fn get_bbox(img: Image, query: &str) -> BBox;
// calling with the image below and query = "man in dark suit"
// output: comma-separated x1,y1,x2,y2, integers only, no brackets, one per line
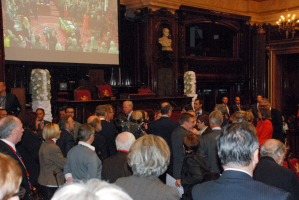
102,131,135,183
87,115,108,162
57,115,75,157
254,139,299,199
172,113,198,179
95,105,119,157
36,108,51,140
0,116,31,200
231,96,244,114
65,106,81,142
260,98,284,143
0,82,21,116
148,102,179,147
192,122,292,200
214,104,229,127
196,114,211,135
251,95,262,126
198,111,223,174
222,96,230,117
194,99,209,117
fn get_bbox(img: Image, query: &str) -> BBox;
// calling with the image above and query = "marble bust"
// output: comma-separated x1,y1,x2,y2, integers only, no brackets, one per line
158,28,173,51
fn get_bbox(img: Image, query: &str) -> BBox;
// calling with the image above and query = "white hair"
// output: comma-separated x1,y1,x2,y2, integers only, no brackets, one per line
115,132,136,151
56,43,62,51
52,179,132,200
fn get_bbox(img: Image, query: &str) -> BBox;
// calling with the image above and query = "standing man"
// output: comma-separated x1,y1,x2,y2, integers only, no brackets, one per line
57,115,75,157
252,95,262,126
0,116,31,200
231,96,243,114
36,108,51,138
259,98,284,143
192,122,291,200
123,101,133,120
0,82,21,116
222,96,230,117
253,139,299,199
198,111,223,174
194,99,209,117
65,106,81,142
196,114,211,136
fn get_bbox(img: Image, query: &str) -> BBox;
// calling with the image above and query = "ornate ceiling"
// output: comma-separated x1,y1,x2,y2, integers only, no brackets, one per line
120,0,299,25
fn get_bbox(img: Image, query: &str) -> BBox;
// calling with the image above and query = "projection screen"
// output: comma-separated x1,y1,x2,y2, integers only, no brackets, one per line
2,0,119,65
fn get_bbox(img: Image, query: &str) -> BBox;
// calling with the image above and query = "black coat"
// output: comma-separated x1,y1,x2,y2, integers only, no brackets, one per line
271,108,284,143
99,120,118,157
181,152,211,200
5,93,21,116
92,131,108,162
253,156,299,200
56,129,75,157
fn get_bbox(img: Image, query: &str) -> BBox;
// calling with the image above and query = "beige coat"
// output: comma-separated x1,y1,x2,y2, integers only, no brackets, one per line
38,140,66,186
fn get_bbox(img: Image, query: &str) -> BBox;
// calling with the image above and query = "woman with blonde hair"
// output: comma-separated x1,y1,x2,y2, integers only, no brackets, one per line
116,135,180,200
0,153,23,200
38,123,66,200
22,17,32,48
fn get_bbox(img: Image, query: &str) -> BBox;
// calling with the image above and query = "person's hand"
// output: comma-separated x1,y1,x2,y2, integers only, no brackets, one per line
190,128,201,135
175,179,181,187
66,177,74,183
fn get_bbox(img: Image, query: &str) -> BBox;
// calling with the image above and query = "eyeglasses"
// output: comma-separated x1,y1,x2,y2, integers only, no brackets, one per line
187,121,196,124
12,187,26,198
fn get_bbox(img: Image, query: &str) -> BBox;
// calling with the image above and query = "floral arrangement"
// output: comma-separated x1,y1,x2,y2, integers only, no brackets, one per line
184,71,198,107
30,69,52,122
30,69,51,101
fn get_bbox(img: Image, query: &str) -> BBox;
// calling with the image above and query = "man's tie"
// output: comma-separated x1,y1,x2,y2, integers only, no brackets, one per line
39,121,44,129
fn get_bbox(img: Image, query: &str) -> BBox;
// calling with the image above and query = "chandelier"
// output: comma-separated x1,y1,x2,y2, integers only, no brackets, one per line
276,14,299,39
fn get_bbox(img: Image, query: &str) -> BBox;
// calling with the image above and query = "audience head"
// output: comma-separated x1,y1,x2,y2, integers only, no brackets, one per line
183,133,200,153
36,108,45,121
193,99,203,111
128,135,170,177
21,111,37,131
0,109,8,119
95,105,109,117
257,95,262,102
235,96,240,104
258,105,271,121
34,34,41,42
214,104,227,115
105,104,114,121
179,113,195,131
78,124,95,143
0,153,23,200
131,110,144,121
161,102,172,116
115,132,136,151
154,110,162,121
230,111,254,123
259,98,271,107
181,104,193,113
197,114,209,130
59,115,75,131
0,82,6,94
43,123,60,140
222,96,228,105
123,101,133,115
0,116,23,145
187,110,196,118
218,122,259,168
65,106,75,118
87,115,102,132
59,106,66,119
260,139,286,166
51,179,132,200
209,111,223,128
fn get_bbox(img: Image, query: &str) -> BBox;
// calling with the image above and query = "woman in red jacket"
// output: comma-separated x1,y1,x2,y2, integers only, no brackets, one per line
256,105,273,147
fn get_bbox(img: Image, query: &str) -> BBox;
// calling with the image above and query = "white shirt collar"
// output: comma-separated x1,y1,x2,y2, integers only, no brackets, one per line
224,168,252,177
78,141,95,151
1,139,16,151
212,127,221,130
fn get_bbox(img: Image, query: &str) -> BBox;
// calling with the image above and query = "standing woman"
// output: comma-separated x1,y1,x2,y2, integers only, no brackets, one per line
83,12,89,35
256,105,273,147
38,123,66,200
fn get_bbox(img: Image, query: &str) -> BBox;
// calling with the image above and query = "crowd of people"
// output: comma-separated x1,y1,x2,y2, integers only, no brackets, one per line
0,87,299,200
3,0,118,52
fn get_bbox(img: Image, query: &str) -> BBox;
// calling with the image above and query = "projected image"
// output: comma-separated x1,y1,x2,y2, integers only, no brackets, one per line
2,0,119,64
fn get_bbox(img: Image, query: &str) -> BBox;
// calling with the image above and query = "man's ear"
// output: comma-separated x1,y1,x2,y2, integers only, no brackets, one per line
252,149,259,165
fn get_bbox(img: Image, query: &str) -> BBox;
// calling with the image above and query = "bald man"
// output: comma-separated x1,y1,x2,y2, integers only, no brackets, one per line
254,139,299,199
87,115,108,162
0,82,21,116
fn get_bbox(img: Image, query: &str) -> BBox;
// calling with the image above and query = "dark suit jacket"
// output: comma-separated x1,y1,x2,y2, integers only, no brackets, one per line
148,116,179,147
0,140,31,200
99,120,118,157
102,151,132,183
201,127,212,136
92,132,108,162
271,108,284,142
171,126,189,179
197,129,223,174
192,170,292,200
253,156,299,200
37,120,51,140
231,104,244,115
5,93,21,116
251,103,259,126
56,129,75,158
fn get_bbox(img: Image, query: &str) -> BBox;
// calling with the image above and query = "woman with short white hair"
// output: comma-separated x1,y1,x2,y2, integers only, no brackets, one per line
115,135,180,200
